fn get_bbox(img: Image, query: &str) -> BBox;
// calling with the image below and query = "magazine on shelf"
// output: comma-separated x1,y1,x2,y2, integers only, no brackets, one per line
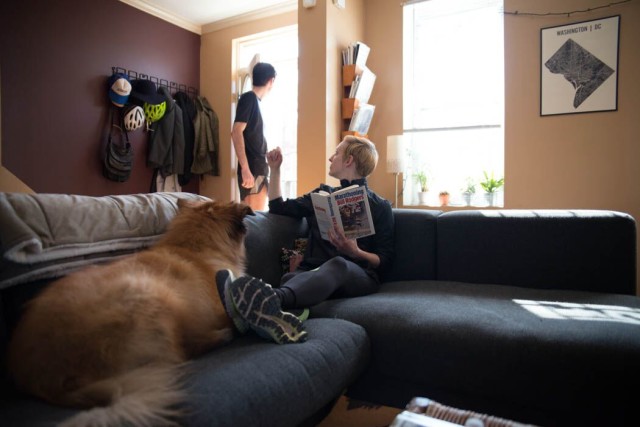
351,66,376,103
354,41,371,67
310,185,375,240
348,104,376,135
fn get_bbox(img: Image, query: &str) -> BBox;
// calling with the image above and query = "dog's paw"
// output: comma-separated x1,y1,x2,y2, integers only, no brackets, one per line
213,327,235,343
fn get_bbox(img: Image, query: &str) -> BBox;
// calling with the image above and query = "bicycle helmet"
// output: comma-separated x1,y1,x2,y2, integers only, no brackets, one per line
123,105,145,131
144,101,166,125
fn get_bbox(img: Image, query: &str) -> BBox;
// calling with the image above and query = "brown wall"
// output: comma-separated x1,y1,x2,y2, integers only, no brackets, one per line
0,0,200,195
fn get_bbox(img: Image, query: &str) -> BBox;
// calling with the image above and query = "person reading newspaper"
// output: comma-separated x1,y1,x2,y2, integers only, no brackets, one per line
217,135,394,319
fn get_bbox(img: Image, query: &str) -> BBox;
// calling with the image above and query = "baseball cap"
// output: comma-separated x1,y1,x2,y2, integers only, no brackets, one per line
108,73,131,107
130,79,165,105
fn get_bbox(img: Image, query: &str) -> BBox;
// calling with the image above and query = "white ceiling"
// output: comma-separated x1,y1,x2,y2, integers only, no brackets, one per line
120,0,298,34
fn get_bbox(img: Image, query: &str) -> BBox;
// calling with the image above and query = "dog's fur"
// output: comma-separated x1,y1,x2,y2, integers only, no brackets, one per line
7,199,254,427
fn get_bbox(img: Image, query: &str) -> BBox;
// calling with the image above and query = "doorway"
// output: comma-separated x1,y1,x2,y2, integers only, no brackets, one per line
233,25,298,202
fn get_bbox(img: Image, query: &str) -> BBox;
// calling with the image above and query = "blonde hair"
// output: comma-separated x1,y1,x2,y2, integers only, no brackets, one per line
342,136,378,177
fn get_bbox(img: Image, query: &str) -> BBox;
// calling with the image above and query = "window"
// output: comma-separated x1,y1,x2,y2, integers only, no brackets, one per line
403,0,504,207
234,26,298,201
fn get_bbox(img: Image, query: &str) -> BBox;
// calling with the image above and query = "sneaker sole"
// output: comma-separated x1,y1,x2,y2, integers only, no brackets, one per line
231,277,308,344
215,270,250,334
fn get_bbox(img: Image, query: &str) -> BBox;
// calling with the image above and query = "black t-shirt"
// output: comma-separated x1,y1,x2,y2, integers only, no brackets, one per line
234,91,268,176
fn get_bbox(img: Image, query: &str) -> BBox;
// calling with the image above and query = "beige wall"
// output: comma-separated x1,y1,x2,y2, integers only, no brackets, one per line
297,1,330,192
362,0,404,202
291,0,366,192
324,0,366,187
504,0,639,216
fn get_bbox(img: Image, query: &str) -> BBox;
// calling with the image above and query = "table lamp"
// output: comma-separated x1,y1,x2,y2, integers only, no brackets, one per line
386,135,405,208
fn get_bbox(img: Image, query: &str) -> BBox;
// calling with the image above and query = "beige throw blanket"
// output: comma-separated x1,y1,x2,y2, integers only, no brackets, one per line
0,192,208,289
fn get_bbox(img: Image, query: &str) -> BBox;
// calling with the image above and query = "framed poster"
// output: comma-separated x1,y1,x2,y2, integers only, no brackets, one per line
540,15,620,116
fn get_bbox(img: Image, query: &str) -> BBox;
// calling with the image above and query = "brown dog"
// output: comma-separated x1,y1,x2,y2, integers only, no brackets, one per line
7,199,254,427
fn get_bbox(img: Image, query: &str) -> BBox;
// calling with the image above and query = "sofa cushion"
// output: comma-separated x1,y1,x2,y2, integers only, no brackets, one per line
384,209,440,282
437,210,637,295
0,318,370,427
311,280,640,426
244,212,309,286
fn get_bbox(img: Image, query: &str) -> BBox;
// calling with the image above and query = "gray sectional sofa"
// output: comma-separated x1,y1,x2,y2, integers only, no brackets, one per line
1,192,639,427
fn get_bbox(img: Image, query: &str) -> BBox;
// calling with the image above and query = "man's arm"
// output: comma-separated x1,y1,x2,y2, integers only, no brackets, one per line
231,122,254,189
266,148,283,201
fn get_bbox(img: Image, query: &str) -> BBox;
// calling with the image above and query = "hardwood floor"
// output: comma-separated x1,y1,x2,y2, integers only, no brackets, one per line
316,396,403,427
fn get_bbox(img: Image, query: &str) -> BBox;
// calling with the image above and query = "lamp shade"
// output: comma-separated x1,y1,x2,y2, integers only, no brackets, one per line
386,135,405,173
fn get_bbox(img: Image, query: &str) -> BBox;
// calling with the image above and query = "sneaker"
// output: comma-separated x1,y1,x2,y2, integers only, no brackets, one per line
286,308,310,322
228,275,308,344
215,270,249,333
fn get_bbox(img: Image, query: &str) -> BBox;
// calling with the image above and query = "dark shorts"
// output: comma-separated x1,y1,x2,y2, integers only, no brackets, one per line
238,174,268,200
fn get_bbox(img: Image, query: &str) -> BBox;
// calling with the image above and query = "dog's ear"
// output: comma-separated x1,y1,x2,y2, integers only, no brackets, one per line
177,198,202,210
238,203,255,217
222,202,252,239
177,199,189,209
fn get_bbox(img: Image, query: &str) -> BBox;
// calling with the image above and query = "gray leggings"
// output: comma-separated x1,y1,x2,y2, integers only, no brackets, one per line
277,256,378,309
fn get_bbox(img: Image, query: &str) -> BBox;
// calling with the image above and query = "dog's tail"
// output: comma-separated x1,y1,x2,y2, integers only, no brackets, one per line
57,364,186,427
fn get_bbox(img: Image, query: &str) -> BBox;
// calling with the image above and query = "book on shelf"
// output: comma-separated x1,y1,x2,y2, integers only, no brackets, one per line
348,104,376,135
342,41,371,67
354,41,370,67
310,185,375,240
349,66,376,103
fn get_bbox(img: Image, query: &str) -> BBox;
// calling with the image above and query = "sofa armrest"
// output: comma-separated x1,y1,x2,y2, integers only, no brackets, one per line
0,192,208,290
437,210,637,295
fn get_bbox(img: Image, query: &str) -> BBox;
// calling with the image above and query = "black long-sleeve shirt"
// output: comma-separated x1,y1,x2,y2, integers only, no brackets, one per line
269,178,395,282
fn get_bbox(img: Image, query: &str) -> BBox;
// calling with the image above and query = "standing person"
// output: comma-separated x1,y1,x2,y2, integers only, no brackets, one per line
231,62,276,211
217,136,394,318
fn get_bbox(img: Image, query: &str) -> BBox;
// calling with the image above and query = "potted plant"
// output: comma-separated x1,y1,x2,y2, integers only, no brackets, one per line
414,171,429,205
479,171,504,206
461,179,476,206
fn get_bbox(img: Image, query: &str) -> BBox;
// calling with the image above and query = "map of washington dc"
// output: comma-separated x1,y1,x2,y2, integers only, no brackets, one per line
544,38,614,108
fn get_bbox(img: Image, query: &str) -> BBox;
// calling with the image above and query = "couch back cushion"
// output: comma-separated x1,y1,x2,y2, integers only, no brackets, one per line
384,209,440,282
243,212,309,286
437,210,637,295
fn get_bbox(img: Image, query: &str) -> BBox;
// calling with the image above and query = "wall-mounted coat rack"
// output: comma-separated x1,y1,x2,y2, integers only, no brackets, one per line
111,66,199,99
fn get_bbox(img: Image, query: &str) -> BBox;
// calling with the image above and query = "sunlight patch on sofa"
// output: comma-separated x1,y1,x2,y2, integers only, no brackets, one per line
514,299,640,325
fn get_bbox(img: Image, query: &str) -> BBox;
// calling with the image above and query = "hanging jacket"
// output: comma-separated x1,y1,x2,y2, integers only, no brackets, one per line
148,86,185,178
192,96,220,176
174,91,196,185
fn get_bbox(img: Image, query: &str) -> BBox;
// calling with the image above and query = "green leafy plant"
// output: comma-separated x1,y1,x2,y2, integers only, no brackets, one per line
462,178,476,195
414,171,428,192
479,171,504,194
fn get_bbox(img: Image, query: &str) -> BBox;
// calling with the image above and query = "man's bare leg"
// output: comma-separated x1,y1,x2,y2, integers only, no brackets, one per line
243,186,268,211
